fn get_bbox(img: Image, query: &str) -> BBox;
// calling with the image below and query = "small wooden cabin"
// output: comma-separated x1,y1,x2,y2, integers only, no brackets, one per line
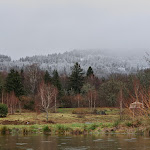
130,101,144,109
129,101,144,116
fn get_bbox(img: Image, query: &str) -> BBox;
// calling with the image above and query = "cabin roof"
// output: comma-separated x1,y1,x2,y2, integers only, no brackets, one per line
129,101,144,109
131,101,143,105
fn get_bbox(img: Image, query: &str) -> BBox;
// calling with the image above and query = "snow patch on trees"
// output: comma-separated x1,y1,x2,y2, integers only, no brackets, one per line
0,50,149,77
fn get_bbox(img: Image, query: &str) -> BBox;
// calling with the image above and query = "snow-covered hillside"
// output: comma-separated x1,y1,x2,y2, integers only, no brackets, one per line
0,50,149,77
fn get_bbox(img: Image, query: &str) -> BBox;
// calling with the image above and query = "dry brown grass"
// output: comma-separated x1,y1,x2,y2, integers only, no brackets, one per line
0,108,120,125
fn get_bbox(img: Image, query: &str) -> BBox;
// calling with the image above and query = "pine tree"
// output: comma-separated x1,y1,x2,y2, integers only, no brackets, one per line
52,70,61,91
5,69,24,98
20,69,25,83
86,66,94,77
44,70,51,84
69,62,84,94
15,71,24,97
0,73,4,99
5,69,15,93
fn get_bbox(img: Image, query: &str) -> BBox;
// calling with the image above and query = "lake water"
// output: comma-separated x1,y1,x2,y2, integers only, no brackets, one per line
0,134,150,150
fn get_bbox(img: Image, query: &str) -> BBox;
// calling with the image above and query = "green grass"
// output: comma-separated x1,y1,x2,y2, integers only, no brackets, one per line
57,108,119,115
43,125,51,133
0,107,145,135
57,108,75,114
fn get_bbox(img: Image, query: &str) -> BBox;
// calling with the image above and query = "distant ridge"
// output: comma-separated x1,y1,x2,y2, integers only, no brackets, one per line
0,54,11,62
0,50,149,77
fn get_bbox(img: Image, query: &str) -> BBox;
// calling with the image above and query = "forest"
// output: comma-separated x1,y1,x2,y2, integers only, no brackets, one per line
0,50,148,77
0,61,150,116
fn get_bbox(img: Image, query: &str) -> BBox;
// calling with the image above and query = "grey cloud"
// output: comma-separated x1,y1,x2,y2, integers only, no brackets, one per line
0,0,150,59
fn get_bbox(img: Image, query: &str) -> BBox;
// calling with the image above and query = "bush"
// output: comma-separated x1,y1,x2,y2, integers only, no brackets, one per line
1,126,10,135
0,103,8,117
23,128,29,135
56,124,71,134
43,126,51,133
113,120,121,127
23,100,35,111
92,109,98,114
72,108,86,114
133,119,142,127
125,121,133,127
77,114,85,118
88,123,99,130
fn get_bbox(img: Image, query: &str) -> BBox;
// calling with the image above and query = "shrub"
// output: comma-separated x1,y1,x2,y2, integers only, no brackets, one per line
77,114,85,118
23,100,35,111
72,129,83,135
133,119,142,127
125,121,133,127
113,120,121,127
43,126,51,133
0,103,8,117
92,109,98,114
1,126,10,135
23,128,29,135
83,124,88,132
72,109,86,114
88,123,99,131
56,124,71,134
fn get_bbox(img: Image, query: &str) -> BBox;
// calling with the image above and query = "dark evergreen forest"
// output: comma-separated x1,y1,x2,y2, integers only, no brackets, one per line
0,62,149,114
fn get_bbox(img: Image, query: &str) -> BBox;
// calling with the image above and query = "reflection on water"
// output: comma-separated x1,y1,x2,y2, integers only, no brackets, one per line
0,134,150,150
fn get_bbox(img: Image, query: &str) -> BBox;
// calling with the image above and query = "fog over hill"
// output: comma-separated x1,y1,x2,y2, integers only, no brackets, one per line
0,50,149,77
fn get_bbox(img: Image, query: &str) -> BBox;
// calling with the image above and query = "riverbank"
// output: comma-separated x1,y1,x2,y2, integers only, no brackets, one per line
0,108,119,125
0,121,150,136
0,108,150,136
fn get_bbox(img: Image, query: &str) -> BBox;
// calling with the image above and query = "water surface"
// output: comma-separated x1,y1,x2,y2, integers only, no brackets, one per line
0,134,150,150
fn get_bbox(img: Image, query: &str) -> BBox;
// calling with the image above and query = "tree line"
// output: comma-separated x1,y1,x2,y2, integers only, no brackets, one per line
0,62,150,114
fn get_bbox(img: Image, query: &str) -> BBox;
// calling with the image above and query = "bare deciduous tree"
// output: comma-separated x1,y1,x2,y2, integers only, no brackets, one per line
39,81,56,122
53,87,58,112
87,90,95,111
8,91,19,114
93,90,98,109
25,64,41,95
75,94,82,108
118,88,123,120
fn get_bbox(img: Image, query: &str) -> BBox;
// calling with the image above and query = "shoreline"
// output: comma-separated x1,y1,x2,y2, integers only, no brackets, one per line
0,122,149,136
0,109,149,136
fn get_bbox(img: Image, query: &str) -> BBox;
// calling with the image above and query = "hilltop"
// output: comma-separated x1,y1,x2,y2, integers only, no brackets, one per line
0,50,149,77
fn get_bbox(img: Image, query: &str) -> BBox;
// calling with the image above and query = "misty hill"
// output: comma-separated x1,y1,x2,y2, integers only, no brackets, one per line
0,54,11,62
0,50,149,77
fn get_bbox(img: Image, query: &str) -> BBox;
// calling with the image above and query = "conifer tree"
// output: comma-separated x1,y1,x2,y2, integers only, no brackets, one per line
5,69,24,97
44,70,51,84
0,73,4,100
52,70,61,91
69,62,84,94
86,66,94,77
20,69,25,84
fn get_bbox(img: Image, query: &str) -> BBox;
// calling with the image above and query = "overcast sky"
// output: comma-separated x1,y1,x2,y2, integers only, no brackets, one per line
0,0,150,60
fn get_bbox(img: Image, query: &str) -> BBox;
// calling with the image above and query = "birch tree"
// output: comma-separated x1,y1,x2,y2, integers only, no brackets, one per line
53,87,58,112
39,81,56,122
8,92,19,114
25,64,41,95
75,94,82,108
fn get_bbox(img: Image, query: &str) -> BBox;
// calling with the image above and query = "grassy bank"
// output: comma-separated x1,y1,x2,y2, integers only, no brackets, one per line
0,120,150,136
0,108,119,125
0,108,150,136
